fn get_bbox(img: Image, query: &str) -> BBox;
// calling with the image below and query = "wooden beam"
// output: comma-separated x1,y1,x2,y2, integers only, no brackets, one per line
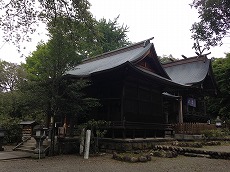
178,96,183,123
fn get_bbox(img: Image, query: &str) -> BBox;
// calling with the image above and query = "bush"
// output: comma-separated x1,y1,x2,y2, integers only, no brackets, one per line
0,115,22,144
79,119,110,153
201,129,227,138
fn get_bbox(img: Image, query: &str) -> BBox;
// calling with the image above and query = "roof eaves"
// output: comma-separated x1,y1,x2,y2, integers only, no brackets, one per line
162,92,180,99
64,73,89,79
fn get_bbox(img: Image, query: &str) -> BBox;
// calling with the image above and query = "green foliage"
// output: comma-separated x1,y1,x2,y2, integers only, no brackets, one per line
190,0,230,48
57,79,100,122
0,60,47,120
82,119,110,137
206,53,230,119
80,119,110,153
24,37,81,82
95,16,131,54
0,0,94,50
0,60,26,92
23,19,89,125
201,129,228,138
0,115,21,143
47,16,99,59
0,0,130,146
22,13,130,125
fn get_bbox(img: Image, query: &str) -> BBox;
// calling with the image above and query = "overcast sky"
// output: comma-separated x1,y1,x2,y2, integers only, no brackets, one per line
0,0,230,64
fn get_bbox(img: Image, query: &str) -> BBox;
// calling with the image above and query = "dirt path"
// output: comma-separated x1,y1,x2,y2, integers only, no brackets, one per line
1,144,230,172
0,154,230,172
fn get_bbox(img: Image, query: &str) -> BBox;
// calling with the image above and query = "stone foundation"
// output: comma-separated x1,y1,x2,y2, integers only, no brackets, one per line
99,138,176,153
174,134,203,141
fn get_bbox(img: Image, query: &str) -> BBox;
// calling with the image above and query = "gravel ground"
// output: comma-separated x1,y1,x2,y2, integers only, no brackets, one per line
1,144,230,172
0,154,230,172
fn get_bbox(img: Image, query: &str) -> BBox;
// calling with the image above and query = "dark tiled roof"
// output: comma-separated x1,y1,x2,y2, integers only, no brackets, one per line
66,38,154,77
163,56,210,85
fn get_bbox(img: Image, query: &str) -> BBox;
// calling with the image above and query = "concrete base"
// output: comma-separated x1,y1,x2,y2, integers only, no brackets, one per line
174,134,204,141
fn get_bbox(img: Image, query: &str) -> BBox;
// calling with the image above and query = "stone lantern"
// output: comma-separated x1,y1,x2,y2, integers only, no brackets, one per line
215,116,222,128
33,126,48,159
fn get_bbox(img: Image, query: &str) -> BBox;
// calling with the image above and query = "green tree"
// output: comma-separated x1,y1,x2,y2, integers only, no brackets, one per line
24,18,101,154
0,114,21,143
206,53,230,120
95,16,131,54
0,0,94,50
0,60,26,92
190,0,230,48
24,13,131,125
0,61,29,118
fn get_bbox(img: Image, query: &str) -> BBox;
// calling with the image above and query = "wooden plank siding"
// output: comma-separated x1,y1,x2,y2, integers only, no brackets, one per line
109,121,173,139
173,123,216,135
123,80,163,124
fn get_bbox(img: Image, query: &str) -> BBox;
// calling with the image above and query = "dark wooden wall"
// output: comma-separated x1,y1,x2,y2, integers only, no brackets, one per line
123,80,163,123
88,66,165,124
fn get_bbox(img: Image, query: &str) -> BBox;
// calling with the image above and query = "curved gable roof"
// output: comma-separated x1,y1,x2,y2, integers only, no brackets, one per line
66,38,168,78
163,56,211,85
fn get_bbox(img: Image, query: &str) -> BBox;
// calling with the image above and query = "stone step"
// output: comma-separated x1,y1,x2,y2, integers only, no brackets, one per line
23,142,36,146
20,145,36,150
14,147,35,153
25,140,36,144
14,136,51,155
15,145,50,153
26,138,36,143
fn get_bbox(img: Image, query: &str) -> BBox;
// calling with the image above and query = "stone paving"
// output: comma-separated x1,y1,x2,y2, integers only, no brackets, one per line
0,145,32,160
0,151,32,160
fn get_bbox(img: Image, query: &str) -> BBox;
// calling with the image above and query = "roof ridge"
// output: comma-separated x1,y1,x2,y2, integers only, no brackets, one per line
163,55,208,68
81,37,154,64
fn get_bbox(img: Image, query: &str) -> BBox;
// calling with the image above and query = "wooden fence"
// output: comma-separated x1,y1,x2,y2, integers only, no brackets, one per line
172,123,216,135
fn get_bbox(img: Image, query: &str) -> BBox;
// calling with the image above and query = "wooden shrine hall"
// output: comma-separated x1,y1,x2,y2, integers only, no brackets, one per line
65,37,218,139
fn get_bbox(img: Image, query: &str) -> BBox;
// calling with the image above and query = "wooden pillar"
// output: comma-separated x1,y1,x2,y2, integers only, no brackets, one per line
203,97,207,116
121,83,125,121
132,129,135,139
165,112,169,124
178,96,183,123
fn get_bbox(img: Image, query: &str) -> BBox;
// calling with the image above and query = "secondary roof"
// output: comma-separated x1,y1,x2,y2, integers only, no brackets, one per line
163,56,213,85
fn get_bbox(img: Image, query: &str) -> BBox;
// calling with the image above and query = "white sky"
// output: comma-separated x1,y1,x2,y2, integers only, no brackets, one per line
0,0,230,64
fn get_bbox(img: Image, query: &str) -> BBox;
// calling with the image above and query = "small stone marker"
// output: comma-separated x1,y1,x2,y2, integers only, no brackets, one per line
84,130,91,159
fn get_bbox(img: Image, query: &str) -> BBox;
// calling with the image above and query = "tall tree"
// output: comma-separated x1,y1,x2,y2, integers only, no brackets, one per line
0,60,26,92
24,14,131,122
0,60,32,118
206,53,230,120
25,40,98,155
190,0,230,48
0,0,94,50
95,16,131,53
